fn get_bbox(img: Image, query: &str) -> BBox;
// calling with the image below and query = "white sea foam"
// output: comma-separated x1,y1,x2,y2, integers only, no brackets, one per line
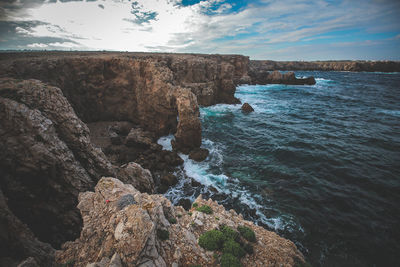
157,134,174,151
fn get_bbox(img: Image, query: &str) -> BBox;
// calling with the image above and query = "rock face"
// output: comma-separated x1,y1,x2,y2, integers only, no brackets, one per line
56,177,304,267
0,52,251,153
0,78,114,251
250,59,400,72
241,103,255,113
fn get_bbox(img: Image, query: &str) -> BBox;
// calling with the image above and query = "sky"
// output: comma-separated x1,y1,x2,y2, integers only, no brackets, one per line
0,0,399,60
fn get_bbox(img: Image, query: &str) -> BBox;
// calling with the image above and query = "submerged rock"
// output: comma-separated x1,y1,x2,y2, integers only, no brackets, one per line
55,177,305,267
241,103,254,113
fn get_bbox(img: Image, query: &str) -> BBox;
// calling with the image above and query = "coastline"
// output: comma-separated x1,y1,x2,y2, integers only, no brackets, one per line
1,51,399,266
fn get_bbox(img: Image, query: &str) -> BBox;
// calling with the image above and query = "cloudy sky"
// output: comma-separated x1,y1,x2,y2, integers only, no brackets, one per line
0,0,399,60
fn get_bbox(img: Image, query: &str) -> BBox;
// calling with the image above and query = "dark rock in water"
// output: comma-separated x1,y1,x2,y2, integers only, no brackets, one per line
117,162,155,193
177,198,192,210
161,174,178,186
241,103,254,113
117,194,137,210
189,148,210,162
191,179,201,187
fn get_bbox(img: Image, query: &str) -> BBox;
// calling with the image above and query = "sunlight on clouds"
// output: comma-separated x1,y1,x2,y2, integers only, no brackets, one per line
14,0,201,51
6,0,400,59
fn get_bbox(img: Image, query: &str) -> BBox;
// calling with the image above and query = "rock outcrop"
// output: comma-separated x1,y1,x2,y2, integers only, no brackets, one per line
241,103,255,113
0,52,251,153
56,177,304,267
250,59,400,72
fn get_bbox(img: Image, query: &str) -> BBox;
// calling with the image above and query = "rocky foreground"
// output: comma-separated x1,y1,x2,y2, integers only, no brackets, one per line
0,52,317,266
56,177,304,267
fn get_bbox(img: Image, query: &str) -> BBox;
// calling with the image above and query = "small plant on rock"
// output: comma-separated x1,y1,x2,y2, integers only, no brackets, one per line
192,202,198,208
157,229,169,241
220,225,240,242
168,217,177,224
196,205,213,214
222,239,246,258
243,243,254,254
198,229,224,250
220,253,242,267
237,225,256,242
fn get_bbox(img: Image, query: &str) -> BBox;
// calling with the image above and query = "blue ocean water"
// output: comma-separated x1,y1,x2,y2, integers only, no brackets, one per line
161,71,400,266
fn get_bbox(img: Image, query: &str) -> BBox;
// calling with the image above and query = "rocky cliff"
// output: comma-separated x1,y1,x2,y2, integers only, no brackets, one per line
0,52,251,153
0,52,310,266
250,60,400,72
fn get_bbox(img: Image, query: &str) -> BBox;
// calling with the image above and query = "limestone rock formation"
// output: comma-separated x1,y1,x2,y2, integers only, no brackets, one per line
56,177,305,267
0,52,251,153
241,103,255,113
172,87,202,154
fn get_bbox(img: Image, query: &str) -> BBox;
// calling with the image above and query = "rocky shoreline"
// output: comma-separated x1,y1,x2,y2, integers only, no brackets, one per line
0,51,321,266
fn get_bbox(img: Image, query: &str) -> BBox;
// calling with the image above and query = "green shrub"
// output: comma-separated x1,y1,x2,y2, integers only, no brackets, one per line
237,225,256,242
192,202,198,208
157,229,169,241
198,229,224,251
196,205,213,214
222,239,246,258
168,217,177,224
215,217,219,220
294,260,313,267
243,243,253,254
220,253,242,267
177,214,182,218
188,212,192,216
220,225,239,242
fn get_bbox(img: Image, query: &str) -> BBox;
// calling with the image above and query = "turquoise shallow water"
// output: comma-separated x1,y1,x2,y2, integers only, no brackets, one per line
163,71,400,266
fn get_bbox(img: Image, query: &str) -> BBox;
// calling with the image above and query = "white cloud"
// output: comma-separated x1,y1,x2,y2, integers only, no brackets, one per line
8,0,400,59
27,43,48,48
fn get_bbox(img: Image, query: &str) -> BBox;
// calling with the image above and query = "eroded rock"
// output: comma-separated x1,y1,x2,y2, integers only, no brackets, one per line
117,162,155,193
55,178,305,267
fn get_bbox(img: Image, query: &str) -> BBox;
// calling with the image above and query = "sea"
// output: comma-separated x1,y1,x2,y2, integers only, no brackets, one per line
158,71,400,266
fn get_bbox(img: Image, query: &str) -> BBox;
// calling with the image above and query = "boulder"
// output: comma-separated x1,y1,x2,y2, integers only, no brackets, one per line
241,103,254,113
117,162,155,193
189,148,210,162
125,128,154,149
160,174,178,187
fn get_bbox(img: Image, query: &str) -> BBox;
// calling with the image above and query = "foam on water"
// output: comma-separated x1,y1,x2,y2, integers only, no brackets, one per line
157,134,174,151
